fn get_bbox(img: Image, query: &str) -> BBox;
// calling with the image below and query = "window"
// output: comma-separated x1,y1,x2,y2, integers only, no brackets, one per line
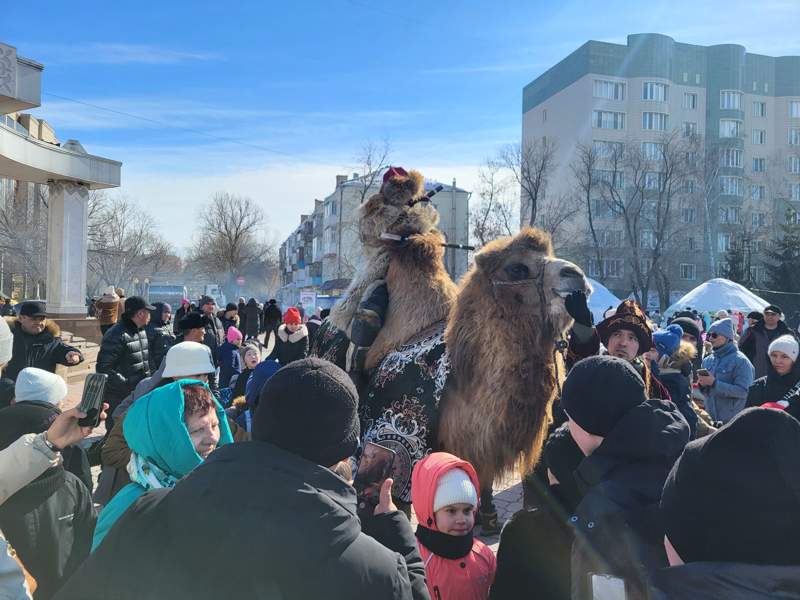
640,230,656,249
602,230,623,248
752,239,766,253
590,198,612,217
720,148,743,168
642,82,668,102
593,140,623,158
752,212,766,228
593,79,626,100
752,129,766,145
641,142,664,161
789,156,800,174
683,180,695,194
605,259,624,278
683,72,689,83
752,157,766,172
680,264,696,280
644,172,664,190
683,121,697,137
752,101,767,117
790,128,800,145
595,169,625,189
542,109,547,122
719,206,740,224
683,92,698,110
719,176,743,196
718,233,732,253
720,90,742,110
751,184,766,201
593,110,625,130
790,101,800,118
640,258,653,273
685,151,697,164
789,211,800,225
642,112,668,131
687,236,696,250
720,119,742,138
681,207,696,223
750,265,765,283
792,183,800,202
696,73,701,84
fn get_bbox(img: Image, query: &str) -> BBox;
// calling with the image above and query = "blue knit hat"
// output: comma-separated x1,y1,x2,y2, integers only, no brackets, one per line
708,318,736,341
653,324,683,357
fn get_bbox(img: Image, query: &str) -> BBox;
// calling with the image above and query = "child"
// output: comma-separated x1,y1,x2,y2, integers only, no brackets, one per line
411,452,496,600
268,308,309,366
217,327,243,388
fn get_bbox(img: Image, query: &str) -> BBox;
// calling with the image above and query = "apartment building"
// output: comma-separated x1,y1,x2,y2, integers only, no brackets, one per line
522,33,800,303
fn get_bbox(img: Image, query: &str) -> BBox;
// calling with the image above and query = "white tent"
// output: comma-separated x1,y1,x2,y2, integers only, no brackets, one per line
587,278,622,323
666,278,770,315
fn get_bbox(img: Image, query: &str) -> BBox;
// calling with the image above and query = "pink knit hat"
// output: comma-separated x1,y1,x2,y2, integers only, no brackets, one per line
226,327,243,343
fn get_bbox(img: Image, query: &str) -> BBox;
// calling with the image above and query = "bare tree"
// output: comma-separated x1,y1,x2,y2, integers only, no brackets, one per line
471,159,516,248
571,143,606,282
189,192,276,297
502,137,557,228
87,195,173,293
0,182,48,296
352,138,393,205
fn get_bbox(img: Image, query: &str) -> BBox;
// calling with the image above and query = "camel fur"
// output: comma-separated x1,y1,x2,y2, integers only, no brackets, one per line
438,228,574,485
329,168,454,369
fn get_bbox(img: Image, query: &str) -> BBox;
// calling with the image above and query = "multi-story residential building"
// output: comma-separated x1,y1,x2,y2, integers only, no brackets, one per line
522,33,800,305
279,171,471,311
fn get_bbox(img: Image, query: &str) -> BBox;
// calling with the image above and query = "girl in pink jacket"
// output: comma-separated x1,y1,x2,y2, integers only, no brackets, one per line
411,452,496,599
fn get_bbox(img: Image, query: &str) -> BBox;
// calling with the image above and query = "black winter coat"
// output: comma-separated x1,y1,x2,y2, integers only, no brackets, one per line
650,562,800,599
96,315,151,405
145,304,175,372
268,324,309,366
0,467,95,600
243,299,262,338
570,399,690,600
263,302,282,331
0,318,81,407
739,321,794,379
172,305,191,335
53,442,430,600
202,313,225,358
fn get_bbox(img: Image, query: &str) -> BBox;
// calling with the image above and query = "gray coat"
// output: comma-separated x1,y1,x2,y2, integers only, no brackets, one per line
700,342,754,423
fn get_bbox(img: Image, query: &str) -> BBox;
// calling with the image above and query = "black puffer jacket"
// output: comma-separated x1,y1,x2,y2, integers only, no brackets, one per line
0,467,95,600
263,301,282,333
243,298,261,338
746,359,800,410
96,315,150,405
570,399,690,600
202,312,225,359
651,562,800,599
54,442,429,600
145,303,175,371
0,318,82,408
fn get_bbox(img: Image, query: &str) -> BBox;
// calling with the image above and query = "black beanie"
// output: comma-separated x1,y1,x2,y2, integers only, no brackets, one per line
661,408,800,566
252,358,360,467
560,355,647,436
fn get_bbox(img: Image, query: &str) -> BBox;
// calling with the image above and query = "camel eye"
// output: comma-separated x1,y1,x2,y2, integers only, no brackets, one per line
504,263,530,280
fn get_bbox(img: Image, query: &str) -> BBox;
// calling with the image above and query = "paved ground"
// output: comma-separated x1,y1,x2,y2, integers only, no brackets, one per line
65,367,522,553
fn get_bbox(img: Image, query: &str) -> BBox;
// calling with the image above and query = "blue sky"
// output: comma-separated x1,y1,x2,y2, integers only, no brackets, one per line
5,0,800,249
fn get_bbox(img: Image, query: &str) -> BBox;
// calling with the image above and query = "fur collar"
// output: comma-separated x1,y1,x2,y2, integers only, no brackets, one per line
278,324,308,343
4,316,61,337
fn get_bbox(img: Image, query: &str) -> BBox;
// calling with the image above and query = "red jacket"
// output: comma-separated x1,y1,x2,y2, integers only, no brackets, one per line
411,453,496,600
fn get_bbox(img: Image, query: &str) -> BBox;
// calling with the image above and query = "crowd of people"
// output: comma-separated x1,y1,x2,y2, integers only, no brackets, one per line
0,286,799,599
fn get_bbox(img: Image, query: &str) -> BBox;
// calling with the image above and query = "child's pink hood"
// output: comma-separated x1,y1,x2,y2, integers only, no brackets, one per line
411,452,480,531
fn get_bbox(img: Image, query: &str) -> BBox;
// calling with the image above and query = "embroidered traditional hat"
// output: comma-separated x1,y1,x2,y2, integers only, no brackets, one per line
596,300,653,352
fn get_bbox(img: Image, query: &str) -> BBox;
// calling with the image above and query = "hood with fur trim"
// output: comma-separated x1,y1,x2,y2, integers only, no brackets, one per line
277,323,308,343
411,452,480,532
658,340,697,375
4,316,61,338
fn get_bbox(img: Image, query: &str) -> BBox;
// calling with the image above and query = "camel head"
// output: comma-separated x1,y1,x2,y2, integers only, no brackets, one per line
359,167,440,248
472,227,589,334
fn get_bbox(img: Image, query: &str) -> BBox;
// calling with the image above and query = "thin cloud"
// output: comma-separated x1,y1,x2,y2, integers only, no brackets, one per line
20,42,219,65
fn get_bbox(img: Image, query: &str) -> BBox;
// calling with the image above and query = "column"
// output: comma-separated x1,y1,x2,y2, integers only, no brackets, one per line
46,181,88,315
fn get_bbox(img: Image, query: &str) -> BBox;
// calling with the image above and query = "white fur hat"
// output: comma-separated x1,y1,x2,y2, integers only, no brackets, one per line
769,335,799,363
433,468,478,512
15,368,68,406
0,317,12,366
162,342,215,378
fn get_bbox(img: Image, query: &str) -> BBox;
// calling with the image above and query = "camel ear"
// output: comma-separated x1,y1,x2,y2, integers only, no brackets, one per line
475,247,502,274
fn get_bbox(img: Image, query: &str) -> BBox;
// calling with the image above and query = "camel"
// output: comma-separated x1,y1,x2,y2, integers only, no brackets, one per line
313,172,589,503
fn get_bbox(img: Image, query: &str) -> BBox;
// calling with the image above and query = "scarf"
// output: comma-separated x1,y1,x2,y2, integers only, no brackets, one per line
127,452,180,491
415,525,473,559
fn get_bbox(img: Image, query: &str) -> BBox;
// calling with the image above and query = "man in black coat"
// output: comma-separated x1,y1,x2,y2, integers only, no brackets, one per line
560,356,690,599
739,305,795,378
0,301,83,408
263,298,282,339
96,297,153,429
198,296,225,355
54,359,429,600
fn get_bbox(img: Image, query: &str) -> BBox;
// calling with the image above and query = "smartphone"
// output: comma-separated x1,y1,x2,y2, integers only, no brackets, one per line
353,442,396,517
77,373,108,427
697,368,710,377
590,574,627,600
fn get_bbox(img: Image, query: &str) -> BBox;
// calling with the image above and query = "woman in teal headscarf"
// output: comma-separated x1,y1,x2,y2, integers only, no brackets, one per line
92,379,233,550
